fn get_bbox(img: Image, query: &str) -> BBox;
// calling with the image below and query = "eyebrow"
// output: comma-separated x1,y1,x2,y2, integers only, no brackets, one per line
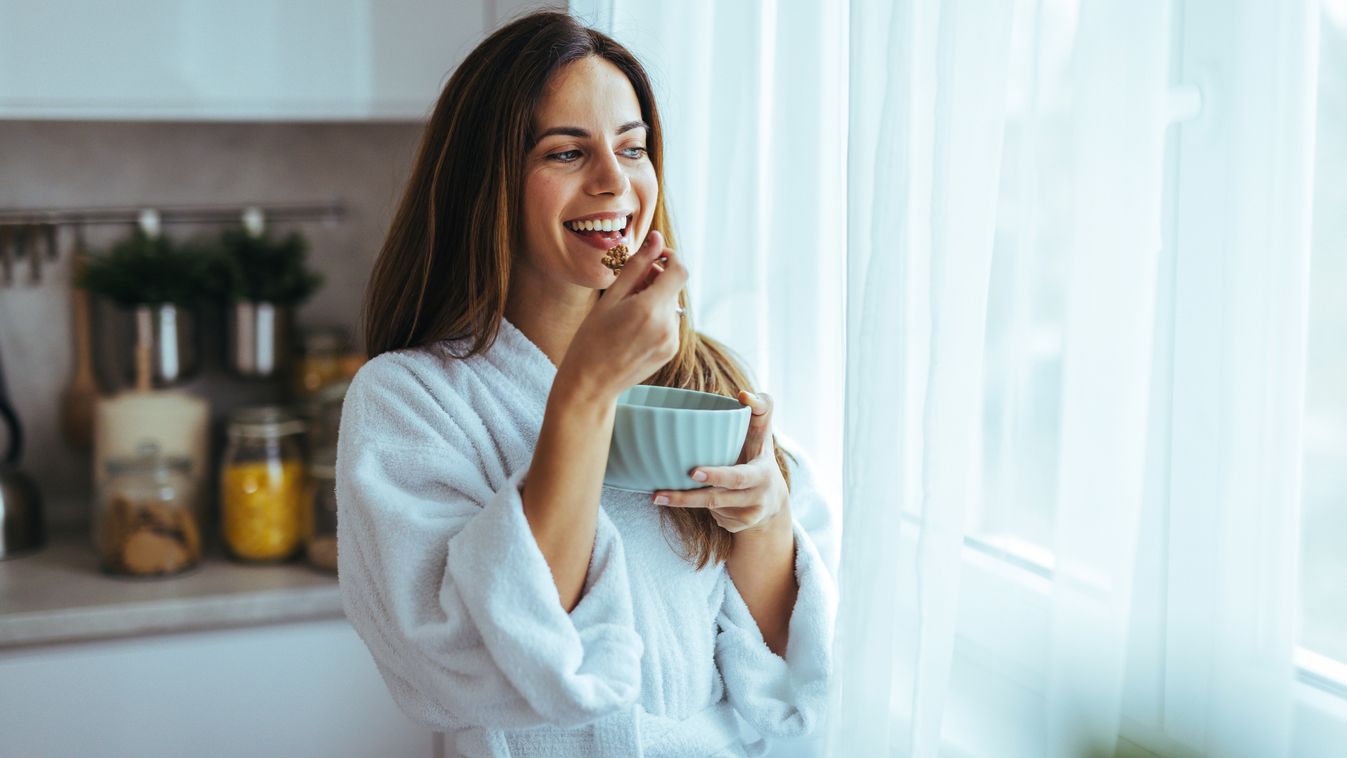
533,120,649,142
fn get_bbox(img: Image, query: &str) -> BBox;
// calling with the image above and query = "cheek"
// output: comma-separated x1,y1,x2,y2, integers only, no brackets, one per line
634,169,660,228
523,177,566,238
635,166,658,200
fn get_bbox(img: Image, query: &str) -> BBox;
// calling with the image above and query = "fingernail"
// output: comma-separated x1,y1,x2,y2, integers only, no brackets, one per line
692,471,707,482
653,495,670,505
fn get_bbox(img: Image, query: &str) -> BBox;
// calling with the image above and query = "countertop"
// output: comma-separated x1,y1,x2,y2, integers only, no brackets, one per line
0,531,343,649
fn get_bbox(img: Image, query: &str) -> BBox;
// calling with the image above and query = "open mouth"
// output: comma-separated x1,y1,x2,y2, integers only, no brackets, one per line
563,214,634,249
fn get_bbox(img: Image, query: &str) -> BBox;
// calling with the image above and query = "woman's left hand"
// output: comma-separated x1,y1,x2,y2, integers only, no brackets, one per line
652,391,790,535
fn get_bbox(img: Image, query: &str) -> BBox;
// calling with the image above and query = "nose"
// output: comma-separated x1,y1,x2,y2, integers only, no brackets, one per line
584,148,631,197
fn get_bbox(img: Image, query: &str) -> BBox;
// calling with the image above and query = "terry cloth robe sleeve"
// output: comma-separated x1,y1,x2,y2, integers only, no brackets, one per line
335,355,643,733
714,444,837,740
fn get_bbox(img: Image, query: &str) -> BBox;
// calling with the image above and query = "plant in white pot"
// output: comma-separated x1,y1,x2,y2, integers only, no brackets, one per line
208,224,322,379
78,227,209,389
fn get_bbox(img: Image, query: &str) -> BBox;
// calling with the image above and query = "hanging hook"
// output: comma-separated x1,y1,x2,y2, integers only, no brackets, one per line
242,206,266,238
138,208,162,239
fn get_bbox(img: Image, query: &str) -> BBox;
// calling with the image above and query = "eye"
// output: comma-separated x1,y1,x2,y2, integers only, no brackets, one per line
548,149,581,162
621,146,648,159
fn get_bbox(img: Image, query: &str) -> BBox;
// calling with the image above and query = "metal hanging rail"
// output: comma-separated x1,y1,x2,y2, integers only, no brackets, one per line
0,201,345,286
0,200,345,227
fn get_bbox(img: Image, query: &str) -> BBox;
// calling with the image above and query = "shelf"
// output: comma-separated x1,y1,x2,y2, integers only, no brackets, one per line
0,531,342,649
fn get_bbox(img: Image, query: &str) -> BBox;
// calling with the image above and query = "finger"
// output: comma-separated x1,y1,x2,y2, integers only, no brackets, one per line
632,244,688,303
604,230,666,300
633,249,672,294
652,487,747,509
737,390,774,462
688,462,759,490
711,508,767,534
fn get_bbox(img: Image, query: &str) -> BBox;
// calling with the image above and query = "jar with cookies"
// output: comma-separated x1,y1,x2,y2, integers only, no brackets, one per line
95,441,201,577
220,406,308,563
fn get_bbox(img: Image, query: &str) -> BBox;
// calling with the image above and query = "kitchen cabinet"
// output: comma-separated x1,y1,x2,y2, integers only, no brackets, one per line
0,619,433,758
0,536,432,757
0,0,558,121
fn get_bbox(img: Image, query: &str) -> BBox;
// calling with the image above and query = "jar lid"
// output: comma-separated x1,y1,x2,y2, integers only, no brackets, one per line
298,381,350,422
106,440,192,476
314,379,350,404
300,326,350,354
227,405,307,438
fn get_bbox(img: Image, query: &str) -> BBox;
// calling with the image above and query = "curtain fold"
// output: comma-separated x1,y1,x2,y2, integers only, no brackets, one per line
833,0,918,750
1164,2,1319,755
832,1,1019,755
1042,2,1170,755
899,2,1016,756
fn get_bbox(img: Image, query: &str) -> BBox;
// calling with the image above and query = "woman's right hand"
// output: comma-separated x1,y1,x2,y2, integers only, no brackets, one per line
557,230,688,403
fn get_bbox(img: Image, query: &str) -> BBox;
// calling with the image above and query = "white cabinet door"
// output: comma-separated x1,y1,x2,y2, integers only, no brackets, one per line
0,0,553,121
0,619,433,758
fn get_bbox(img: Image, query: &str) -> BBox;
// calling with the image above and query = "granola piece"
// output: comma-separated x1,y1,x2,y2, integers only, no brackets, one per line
602,244,630,273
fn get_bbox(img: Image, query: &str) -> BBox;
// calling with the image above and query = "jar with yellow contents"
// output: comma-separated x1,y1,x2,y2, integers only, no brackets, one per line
220,406,308,562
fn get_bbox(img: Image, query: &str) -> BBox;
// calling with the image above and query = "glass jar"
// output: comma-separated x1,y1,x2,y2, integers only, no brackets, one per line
220,406,308,562
299,379,350,453
304,449,338,573
95,441,200,577
291,326,349,401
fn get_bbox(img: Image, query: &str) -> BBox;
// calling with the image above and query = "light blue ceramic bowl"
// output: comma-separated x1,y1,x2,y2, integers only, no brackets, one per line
603,386,752,493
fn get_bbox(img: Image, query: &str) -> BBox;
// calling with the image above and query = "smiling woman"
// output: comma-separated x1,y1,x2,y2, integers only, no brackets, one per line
340,10,836,758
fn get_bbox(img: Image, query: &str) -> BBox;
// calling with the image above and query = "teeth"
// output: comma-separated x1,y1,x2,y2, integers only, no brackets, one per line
566,216,629,232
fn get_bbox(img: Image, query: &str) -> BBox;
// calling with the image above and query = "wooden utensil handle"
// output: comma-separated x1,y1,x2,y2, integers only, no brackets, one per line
71,253,95,382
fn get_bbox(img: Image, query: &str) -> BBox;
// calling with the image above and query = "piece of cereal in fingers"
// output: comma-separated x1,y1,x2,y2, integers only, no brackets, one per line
602,244,630,273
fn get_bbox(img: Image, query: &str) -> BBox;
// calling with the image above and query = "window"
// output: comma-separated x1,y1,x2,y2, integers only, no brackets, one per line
956,0,1347,753
976,1,1347,676
1300,1,1347,667
978,0,1077,558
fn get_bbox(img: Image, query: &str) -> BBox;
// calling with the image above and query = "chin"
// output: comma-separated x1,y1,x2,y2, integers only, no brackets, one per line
551,258,614,292
587,270,619,291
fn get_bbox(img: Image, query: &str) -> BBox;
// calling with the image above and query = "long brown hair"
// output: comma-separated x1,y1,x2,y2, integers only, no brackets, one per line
363,10,793,569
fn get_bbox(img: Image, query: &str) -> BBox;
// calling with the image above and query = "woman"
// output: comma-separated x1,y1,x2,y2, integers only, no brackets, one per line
337,11,835,757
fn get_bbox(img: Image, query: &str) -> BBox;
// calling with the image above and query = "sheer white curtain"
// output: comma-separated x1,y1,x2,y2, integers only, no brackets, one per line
1160,2,1319,755
840,0,1320,755
839,0,1018,755
570,0,1325,755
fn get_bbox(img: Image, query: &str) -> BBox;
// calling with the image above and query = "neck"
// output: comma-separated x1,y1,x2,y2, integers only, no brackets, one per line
504,262,600,367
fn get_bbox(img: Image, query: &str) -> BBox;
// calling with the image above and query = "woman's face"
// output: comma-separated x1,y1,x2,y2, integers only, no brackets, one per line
522,56,659,292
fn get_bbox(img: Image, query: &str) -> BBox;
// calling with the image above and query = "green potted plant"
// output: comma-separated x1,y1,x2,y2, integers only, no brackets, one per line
207,226,323,379
79,228,208,388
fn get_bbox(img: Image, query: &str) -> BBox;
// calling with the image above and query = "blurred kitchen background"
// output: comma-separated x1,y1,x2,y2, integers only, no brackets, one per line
0,2,560,756
1,120,418,530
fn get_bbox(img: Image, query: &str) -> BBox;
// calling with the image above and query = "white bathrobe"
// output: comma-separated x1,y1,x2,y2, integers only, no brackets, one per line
336,318,837,757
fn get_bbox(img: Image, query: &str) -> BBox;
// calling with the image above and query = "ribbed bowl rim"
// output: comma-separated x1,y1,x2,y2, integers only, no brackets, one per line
616,386,747,414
